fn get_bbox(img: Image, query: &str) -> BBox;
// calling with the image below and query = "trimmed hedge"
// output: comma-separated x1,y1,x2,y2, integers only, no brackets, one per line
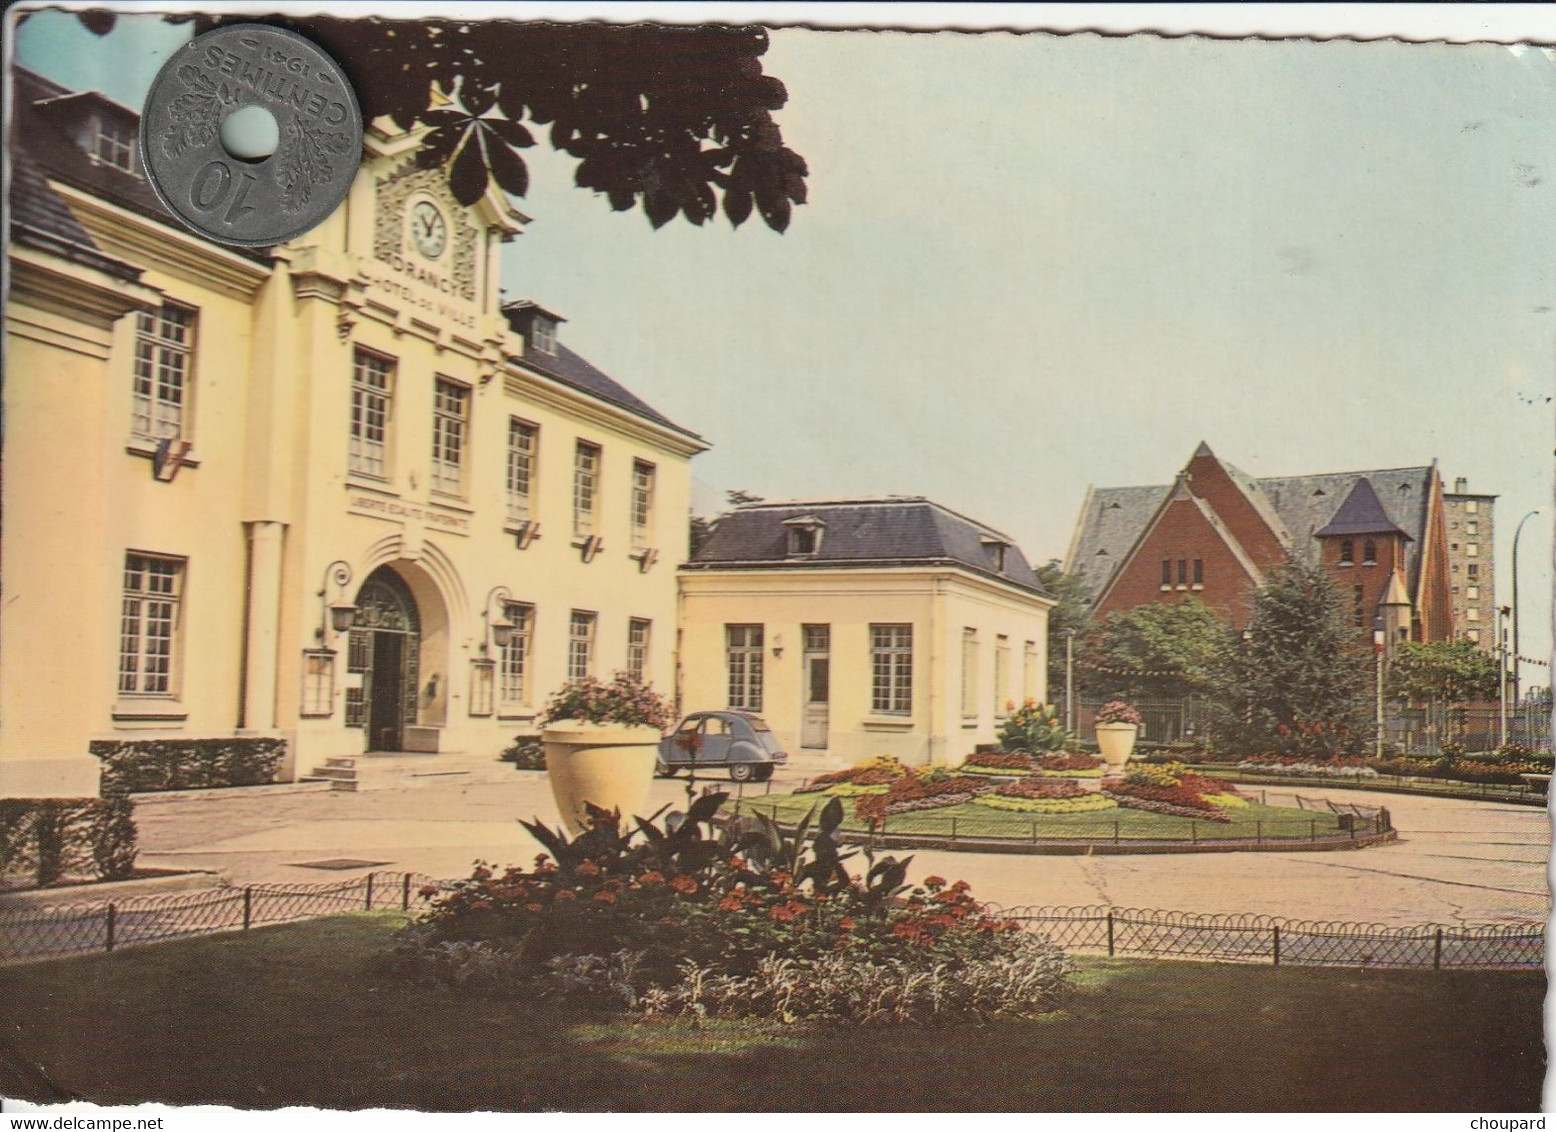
0,796,138,889
90,737,286,795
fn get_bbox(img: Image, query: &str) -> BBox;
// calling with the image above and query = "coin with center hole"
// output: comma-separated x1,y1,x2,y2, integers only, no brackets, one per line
140,24,363,248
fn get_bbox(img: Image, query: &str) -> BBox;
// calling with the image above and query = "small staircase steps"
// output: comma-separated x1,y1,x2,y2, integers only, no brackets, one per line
300,756,359,792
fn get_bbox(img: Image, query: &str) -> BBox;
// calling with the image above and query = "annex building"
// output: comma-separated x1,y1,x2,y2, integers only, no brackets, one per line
1065,442,1457,645
4,68,705,796
679,498,1056,767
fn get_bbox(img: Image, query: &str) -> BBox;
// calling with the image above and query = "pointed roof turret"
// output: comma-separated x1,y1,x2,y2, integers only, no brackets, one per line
1191,440,1214,459
1314,477,1411,539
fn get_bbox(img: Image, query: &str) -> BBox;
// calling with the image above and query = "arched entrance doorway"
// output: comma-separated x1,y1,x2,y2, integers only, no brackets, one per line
345,567,421,752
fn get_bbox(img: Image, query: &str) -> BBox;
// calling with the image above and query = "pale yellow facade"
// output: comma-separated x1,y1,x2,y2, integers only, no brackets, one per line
678,566,1053,767
3,122,702,797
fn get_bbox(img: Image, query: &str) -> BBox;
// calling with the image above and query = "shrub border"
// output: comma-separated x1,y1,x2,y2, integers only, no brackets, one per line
1186,766,1547,807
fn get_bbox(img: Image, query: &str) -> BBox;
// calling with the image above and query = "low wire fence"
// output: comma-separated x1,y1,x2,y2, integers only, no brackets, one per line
0,871,1540,972
735,788,1392,850
0,871,445,965
996,904,1546,970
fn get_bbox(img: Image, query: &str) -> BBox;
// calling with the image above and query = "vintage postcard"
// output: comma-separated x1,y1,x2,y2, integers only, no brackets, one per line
0,2,1549,1118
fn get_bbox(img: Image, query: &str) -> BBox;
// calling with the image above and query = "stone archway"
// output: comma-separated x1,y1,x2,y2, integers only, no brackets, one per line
346,561,451,752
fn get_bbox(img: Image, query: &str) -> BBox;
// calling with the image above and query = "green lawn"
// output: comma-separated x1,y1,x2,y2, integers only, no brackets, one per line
736,792,1346,843
0,914,1541,1111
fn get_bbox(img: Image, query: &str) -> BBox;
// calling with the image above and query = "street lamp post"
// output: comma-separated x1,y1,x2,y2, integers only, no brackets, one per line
1511,508,1545,708
1064,629,1076,735
1372,617,1386,760
1497,606,1511,748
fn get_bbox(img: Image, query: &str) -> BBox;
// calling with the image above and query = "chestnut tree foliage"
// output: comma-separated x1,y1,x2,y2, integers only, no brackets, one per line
76,12,809,231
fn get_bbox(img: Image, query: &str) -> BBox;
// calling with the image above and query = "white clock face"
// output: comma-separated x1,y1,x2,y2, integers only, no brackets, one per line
410,200,447,259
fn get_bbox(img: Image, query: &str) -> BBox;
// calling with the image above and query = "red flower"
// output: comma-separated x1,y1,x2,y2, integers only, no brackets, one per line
417,884,439,898
554,889,576,901
839,916,856,931
923,875,946,889
576,860,601,877
524,902,542,913
636,871,665,887
592,890,617,904
668,874,698,894
717,894,745,912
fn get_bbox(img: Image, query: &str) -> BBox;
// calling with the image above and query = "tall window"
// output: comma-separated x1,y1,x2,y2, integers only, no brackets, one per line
118,553,183,695
573,441,600,536
132,305,194,442
960,628,979,717
1353,585,1365,628
1466,500,1479,515
871,624,913,715
506,419,537,523
994,635,1011,717
350,350,393,477
499,603,533,709
1338,539,1354,566
531,316,557,355
726,625,764,710
431,378,469,495
1467,564,1480,579
93,119,134,172
1023,641,1038,701
631,461,656,548
1161,560,1172,588
568,611,596,680
1362,539,1377,566
1466,520,1478,536
1466,543,1479,557
1192,558,1203,586
627,618,651,681
1177,559,1187,585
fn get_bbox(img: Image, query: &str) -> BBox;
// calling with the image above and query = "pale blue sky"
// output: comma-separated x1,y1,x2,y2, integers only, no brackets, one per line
13,8,1554,674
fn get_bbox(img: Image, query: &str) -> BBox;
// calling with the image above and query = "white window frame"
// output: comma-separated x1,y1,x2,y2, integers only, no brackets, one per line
568,610,597,681
430,377,470,497
132,305,195,443
726,624,764,711
573,441,600,537
499,603,534,711
994,635,1011,718
93,118,134,173
960,628,979,719
627,618,651,682
871,624,913,715
118,553,185,697
630,460,656,548
349,349,394,479
506,418,537,525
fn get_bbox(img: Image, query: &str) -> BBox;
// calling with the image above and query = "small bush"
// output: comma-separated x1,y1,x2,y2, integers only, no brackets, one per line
0,797,139,889
501,736,545,770
90,737,285,795
998,701,1068,754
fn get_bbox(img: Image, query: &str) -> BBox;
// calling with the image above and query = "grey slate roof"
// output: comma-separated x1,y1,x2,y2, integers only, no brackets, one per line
1067,463,1436,597
1313,478,1410,539
688,497,1051,597
509,337,703,442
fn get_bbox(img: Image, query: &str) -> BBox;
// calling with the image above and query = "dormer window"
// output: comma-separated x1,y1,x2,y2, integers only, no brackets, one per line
531,316,557,356
91,118,135,174
783,516,825,557
981,537,1010,573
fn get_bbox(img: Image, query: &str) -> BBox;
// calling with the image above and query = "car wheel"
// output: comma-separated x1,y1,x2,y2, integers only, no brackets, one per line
728,762,756,783
752,764,775,782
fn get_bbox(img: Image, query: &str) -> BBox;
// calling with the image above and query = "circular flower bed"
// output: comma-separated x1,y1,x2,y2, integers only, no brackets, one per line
974,778,1119,814
1102,763,1248,822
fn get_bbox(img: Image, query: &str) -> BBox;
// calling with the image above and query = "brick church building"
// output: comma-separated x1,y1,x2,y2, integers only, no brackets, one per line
1064,443,1455,644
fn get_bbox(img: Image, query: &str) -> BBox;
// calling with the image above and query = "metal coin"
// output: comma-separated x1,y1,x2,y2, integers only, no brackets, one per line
140,24,363,248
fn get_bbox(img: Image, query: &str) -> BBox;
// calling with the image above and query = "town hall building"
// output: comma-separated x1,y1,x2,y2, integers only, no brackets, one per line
4,68,705,796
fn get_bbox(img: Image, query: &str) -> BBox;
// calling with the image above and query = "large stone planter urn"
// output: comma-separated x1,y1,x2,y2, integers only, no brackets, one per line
1094,723,1139,772
542,722,663,835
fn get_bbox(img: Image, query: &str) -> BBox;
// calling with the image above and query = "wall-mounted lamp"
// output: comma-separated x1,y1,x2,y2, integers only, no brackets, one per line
317,560,356,641
483,584,515,654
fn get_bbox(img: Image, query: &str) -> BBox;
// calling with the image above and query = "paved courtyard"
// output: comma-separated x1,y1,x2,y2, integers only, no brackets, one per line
125,758,1550,927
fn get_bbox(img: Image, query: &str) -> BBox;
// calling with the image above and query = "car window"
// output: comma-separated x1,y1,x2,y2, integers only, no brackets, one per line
703,717,730,737
745,717,772,732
